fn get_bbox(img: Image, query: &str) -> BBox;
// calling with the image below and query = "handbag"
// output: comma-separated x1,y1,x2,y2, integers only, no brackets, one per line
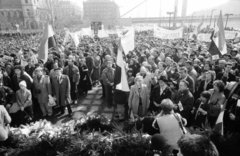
173,113,187,134
48,95,57,107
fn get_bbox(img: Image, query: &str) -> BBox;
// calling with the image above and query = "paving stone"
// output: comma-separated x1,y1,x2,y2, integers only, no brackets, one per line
92,100,103,105
85,95,95,99
81,99,92,105
76,105,88,111
95,95,102,99
88,90,98,94
89,106,100,112
97,90,102,94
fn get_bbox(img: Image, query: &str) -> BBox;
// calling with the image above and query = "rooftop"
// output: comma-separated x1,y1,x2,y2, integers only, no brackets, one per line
0,0,22,9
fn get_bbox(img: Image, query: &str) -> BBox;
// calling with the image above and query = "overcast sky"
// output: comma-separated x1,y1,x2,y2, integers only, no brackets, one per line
72,0,229,17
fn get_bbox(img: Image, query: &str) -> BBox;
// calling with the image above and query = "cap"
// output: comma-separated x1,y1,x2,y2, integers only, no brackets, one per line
14,65,23,71
19,81,27,87
54,67,62,71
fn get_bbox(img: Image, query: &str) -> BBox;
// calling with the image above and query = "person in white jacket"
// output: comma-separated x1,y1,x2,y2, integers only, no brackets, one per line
0,105,11,141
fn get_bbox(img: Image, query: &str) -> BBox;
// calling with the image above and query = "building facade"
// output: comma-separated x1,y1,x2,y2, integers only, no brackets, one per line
0,0,53,30
52,0,82,28
83,0,120,28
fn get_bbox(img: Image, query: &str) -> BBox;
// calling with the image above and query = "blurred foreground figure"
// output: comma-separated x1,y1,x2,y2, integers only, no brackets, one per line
178,134,219,156
0,105,11,141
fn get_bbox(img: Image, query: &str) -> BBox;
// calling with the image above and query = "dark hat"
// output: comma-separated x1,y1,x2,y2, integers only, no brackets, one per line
223,54,232,59
127,68,133,73
54,67,62,71
168,80,178,88
158,76,168,83
14,65,23,71
185,60,193,65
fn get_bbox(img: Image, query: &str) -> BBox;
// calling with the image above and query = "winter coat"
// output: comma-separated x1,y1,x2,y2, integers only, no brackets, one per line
33,75,52,104
128,84,150,116
52,74,71,107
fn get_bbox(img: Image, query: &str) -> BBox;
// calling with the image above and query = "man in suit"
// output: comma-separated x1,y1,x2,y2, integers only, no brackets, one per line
178,67,195,94
174,80,194,124
16,81,33,125
63,56,80,105
33,67,52,118
216,62,236,84
52,68,72,117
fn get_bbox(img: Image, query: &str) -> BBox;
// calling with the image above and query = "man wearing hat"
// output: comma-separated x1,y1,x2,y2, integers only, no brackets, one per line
52,68,73,116
150,76,172,113
33,67,53,117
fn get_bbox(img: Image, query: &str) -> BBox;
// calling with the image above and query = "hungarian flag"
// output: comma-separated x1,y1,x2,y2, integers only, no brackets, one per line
114,42,130,104
38,22,56,63
209,10,227,58
214,111,225,135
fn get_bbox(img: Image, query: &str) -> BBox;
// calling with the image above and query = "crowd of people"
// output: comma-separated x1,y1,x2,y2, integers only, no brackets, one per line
0,27,239,155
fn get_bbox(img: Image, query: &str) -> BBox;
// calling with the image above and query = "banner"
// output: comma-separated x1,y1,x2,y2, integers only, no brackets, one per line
154,27,183,39
225,31,238,40
197,31,239,42
81,28,92,36
197,34,211,42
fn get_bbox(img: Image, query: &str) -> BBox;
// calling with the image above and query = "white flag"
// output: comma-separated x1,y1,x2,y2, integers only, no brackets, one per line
121,28,135,55
70,33,80,47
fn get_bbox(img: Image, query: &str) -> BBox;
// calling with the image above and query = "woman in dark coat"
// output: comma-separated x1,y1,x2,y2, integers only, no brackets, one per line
78,58,92,94
191,91,211,128
149,76,172,114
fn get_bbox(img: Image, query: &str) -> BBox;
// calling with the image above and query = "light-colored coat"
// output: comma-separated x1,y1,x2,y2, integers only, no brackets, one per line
128,84,150,116
33,75,52,104
52,74,71,107
0,105,11,141
16,89,32,108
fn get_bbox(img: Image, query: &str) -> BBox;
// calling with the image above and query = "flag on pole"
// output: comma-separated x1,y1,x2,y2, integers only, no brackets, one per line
209,10,227,57
38,22,56,63
114,41,130,104
121,28,135,55
214,111,225,135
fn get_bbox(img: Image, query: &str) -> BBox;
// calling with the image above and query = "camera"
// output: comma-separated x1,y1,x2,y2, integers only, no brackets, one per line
36,89,41,94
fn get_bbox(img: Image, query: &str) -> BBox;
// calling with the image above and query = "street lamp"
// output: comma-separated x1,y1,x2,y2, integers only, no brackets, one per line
167,11,174,29
225,13,233,29
209,9,216,28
